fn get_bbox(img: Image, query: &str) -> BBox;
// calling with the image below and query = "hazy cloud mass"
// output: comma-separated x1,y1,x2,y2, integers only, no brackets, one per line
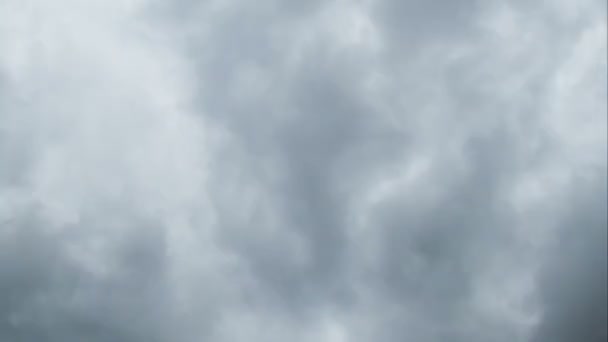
0,0,606,341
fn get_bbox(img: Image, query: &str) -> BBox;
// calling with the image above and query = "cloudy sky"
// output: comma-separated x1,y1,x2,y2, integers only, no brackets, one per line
0,0,606,341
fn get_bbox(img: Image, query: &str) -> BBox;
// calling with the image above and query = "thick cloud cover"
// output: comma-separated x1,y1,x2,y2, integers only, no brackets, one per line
0,0,606,341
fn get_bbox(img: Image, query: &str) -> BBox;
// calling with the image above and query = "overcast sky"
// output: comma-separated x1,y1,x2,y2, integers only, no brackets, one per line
0,0,606,341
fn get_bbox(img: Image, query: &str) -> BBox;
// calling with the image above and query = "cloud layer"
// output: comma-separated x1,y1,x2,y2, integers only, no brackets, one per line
0,0,606,341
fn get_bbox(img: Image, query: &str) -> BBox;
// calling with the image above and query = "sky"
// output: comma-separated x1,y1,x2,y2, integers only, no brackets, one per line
0,0,606,341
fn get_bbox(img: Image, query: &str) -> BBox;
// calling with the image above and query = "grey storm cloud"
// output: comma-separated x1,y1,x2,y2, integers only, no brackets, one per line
0,0,606,341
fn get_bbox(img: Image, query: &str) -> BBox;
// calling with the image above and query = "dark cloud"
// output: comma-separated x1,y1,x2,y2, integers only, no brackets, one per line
0,0,606,341
371,0,481,49
0,211,175,342
532,175,607,342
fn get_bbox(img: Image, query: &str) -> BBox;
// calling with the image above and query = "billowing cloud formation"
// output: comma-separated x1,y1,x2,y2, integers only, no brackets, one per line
0,0,606,341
